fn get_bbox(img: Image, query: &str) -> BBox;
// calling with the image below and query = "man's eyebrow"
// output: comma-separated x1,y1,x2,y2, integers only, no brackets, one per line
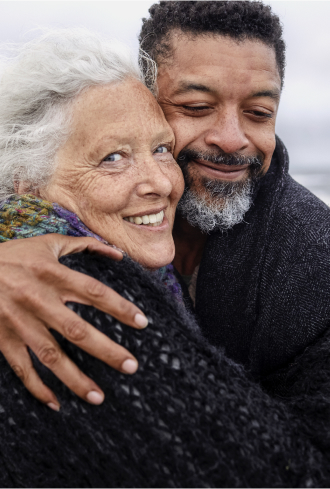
173,82,213,96
249,89,281,100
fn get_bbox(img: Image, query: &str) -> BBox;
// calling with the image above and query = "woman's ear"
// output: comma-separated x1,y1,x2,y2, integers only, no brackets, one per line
14,180,40,197
14,180,31,194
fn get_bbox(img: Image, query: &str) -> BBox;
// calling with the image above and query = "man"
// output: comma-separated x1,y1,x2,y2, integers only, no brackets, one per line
0,1,330,408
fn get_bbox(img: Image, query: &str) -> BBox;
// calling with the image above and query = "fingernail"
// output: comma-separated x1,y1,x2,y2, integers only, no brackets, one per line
86,390,104,405
122,359,138,374
134,313,148,328
47,402,60,412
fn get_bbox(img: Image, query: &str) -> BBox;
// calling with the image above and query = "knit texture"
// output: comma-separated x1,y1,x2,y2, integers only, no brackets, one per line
196,136,330,391
0,194,183,303
0,194,107,242
0,252,330,487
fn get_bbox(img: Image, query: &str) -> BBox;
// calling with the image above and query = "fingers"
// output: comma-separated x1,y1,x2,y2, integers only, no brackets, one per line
34,331,105,406
72,272,148,328
58,307,139,374
7,307,139,403
11,317,107,405
0,234,145,407
42,234,124,261
33,261,148,329
25,235,148,329
25,304,139,375
1,337,61,411
1,305,138,406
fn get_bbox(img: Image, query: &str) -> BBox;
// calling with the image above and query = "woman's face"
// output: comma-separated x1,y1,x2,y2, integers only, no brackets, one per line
39,79,184,269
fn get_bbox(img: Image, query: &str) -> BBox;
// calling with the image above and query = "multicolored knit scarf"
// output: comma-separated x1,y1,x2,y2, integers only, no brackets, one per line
0,194,183,303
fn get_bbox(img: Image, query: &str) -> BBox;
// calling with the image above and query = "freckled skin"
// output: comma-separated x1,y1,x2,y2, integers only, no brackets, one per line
156,33,282,275
39,78,184,270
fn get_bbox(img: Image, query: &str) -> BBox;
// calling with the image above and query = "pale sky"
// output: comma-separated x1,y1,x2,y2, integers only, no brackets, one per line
0,0,329,172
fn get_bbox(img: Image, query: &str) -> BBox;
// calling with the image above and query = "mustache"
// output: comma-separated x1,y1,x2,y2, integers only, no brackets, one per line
177,148,263,169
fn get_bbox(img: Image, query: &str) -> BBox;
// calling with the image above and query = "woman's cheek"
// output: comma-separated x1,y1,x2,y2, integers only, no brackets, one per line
163,156,185,199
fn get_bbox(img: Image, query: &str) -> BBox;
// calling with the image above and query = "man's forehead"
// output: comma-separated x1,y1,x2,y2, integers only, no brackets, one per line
172,80,281,101
160,33,279,80
157,34,281,97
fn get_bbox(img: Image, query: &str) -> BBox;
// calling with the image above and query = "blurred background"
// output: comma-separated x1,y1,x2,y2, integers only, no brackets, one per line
0,1,329,204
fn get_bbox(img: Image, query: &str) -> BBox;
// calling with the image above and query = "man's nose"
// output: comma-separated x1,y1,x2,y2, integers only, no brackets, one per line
204,108,249,154
135,154,173,199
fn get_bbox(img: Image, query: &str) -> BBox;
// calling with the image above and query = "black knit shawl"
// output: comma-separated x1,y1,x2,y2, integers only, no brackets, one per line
1,253,330,487
196,136,330,382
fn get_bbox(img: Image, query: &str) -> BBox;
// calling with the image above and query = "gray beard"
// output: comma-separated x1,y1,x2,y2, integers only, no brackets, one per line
177,178,254,233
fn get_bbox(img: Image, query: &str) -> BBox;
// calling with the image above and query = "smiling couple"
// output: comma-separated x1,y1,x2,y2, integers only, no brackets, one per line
1,1,330,487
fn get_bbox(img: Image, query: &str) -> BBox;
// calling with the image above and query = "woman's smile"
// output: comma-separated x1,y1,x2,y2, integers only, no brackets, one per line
39,78,184,269
123,209,165,227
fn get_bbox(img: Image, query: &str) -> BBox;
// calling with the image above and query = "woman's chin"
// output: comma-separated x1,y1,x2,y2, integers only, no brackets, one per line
130,245,175,270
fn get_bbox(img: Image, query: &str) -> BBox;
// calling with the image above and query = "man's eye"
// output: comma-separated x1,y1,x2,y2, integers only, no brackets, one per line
182,105,210,112
250,111,273,118
103,153,123,162
154,146,168,154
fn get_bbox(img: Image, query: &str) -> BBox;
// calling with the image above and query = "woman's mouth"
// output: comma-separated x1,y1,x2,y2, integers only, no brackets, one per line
124,210,165,227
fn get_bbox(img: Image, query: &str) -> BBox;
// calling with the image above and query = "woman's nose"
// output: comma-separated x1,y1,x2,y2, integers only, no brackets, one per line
135,154,173,199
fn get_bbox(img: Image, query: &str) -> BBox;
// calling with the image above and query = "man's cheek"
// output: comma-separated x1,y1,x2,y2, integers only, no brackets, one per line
263,136,277,174
168,118,200,159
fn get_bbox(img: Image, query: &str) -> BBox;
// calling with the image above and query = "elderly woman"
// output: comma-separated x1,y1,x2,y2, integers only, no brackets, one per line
0,28,184,404
0,29,328,488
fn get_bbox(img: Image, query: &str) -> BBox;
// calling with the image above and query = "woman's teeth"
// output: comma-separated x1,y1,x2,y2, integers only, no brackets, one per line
124,210,164,227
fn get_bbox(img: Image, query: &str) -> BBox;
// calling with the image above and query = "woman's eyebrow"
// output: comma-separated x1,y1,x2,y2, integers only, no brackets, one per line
152,129,175,145
173,81,213,96
94,134,117,146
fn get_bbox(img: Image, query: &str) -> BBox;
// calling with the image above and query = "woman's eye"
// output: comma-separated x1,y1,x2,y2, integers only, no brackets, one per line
103,153,123,162
154,146,168,154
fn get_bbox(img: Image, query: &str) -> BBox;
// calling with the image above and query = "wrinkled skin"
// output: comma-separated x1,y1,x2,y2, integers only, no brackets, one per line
0,35,281,407
39,79,183,271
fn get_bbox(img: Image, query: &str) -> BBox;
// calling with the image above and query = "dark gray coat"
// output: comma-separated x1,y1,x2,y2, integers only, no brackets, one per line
196,136,330,394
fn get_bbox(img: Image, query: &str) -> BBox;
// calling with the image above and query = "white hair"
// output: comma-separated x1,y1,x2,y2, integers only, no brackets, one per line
0,28,156,200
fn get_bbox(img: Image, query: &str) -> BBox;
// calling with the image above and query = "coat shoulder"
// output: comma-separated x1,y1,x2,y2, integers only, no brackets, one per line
274,174,330,243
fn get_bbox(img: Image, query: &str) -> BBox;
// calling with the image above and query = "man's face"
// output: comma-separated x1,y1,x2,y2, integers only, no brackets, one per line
157,33,282,231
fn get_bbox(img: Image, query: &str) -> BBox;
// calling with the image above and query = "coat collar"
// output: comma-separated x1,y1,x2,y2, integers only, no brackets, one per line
195,136,290,370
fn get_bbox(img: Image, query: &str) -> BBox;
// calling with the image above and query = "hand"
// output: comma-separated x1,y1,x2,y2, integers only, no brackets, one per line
0,234,148,410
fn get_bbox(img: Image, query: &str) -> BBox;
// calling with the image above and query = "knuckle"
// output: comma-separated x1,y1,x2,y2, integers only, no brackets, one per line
24,292,45,312
30,259,53,277
8,283,30,303
85,279,106,299
117,298,134,317
31,260,66,283
0,303,17,323
38,344,61,368
11,364,26,382
63,319,87,342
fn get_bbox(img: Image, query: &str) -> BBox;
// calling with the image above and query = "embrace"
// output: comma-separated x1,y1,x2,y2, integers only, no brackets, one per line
1,2,330,487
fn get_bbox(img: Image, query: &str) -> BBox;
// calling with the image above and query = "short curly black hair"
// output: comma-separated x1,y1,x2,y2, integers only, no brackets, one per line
139,1,285,87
